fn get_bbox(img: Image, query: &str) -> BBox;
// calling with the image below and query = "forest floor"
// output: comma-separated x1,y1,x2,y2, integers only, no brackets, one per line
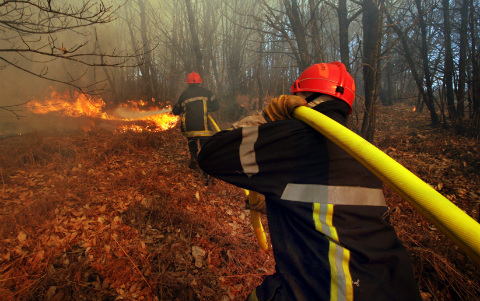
0,101,479,301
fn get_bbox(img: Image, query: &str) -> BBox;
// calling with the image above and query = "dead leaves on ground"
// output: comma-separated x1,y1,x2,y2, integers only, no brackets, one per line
0,129,272,300
375,103,480,300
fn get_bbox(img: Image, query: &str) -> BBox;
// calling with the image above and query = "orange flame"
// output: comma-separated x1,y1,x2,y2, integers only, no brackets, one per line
26,90,109,119
25,90,178,132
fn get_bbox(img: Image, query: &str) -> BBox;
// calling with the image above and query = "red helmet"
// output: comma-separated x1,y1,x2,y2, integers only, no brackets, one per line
186,72,202,84
290,62,355,113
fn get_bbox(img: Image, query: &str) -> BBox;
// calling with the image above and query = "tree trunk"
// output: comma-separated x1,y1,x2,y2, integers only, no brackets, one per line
124,2,154,104
381,29,394,106
308,0,324,63
470,0,480,137
442,0,456,120
185,0,204,76
283,0,310,71
138,0,157,106
255,25,265,111
456,0,469,119
337,0,350,70
203,0,221,94
386,11,430,115
415,0,439,125
382,61,394,106
360,0,383,142
95,33,118,106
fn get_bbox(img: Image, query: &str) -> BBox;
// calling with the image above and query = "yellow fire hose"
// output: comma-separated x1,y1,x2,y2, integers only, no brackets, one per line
208,114,268,251
245,190,269,251
293,106,480,265
207,114,221,133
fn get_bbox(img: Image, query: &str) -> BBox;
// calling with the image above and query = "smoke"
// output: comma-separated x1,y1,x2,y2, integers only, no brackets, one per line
0,6,124,107
0,111,104,137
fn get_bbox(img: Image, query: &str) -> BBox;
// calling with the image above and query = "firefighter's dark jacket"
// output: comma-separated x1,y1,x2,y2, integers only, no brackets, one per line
173,84,219,138
198,101,422,301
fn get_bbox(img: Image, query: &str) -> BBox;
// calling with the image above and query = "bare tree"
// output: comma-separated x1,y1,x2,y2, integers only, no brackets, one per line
442,0,456,120
0,0,142,116
385,0,440,126
380,28,395,106
258,0,324,72
185,0,204,76
470,0,480,136
123,0,159,106
414,0,440,125
456,0,469,120
385,6,426,107
308,0,324,63
360,0,384,141
283,0,311,70
326,0,362,71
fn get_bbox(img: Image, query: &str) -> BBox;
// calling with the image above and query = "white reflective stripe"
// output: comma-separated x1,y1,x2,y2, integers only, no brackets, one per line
239,127,259,177
281,184,386,206
335,239,348,301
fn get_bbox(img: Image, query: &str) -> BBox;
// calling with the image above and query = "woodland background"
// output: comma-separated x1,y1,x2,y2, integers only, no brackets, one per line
0,0,480,300
1,0,480,140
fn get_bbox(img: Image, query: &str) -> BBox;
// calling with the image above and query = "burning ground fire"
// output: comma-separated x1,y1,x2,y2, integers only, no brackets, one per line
24,90,179,133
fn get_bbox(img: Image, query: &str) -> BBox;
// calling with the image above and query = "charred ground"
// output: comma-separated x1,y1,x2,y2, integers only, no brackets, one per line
0,102,479,301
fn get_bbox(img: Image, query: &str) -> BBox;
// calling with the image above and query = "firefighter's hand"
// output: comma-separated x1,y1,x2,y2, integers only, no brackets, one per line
245,194,267,214
263,95,307,122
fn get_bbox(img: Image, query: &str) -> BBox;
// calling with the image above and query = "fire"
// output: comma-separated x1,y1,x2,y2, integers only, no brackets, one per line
146,113,179,131
26,90,109,119
25,90,178,132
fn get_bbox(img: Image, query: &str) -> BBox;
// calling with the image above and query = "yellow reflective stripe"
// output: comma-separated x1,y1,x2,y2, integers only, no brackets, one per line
326,205,339,301
181,105,187,132
203,99,209,130
343,248,353,300
313,203,353,301
313,203,323,232
247,288,258,301
183,96,207,104
182,131,216,137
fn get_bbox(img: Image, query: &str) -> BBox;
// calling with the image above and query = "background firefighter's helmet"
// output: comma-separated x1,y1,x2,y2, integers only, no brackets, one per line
291,62,355,113
186,72,202,84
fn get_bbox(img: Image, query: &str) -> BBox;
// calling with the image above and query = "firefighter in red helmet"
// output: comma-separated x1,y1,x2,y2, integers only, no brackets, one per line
173,72,219,169
198,62,422,301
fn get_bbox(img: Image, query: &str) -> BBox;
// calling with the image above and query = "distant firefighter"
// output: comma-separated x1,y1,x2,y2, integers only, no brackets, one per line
172,72,219,169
